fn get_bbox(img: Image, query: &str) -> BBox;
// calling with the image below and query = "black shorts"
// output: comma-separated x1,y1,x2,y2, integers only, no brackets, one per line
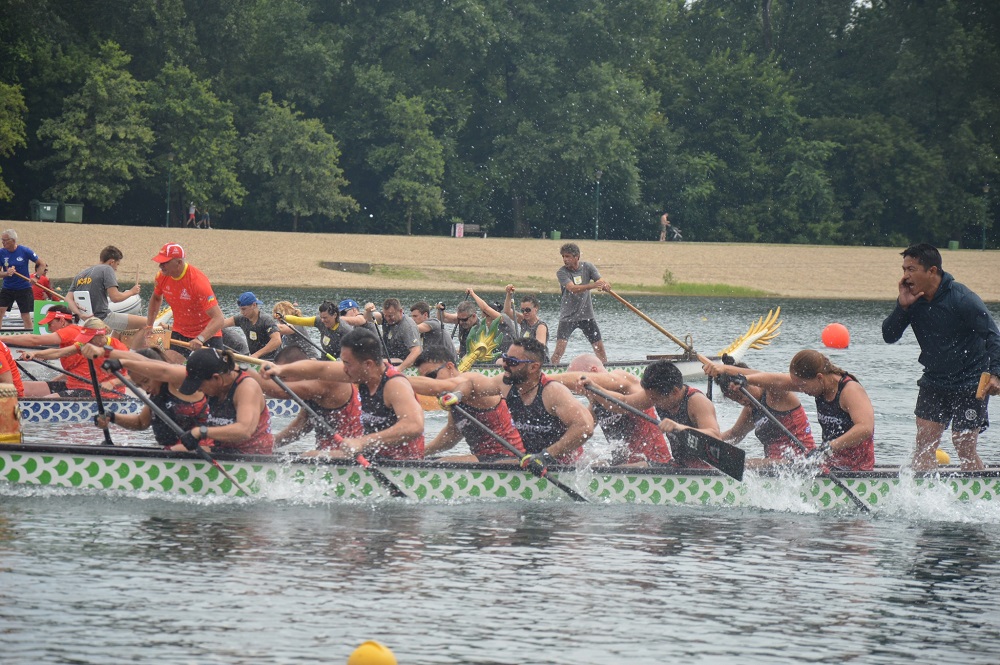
914,383,989,433
556,318,602,343
0,287,33,313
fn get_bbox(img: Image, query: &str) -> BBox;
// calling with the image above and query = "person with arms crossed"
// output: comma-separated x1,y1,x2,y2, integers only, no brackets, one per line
67,245,144,332
146,243,225,354
0,229,46,329
882,242,1000,470
550,242,610,364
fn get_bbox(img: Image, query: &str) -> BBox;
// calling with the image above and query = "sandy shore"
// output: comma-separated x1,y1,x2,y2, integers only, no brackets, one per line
4,221,999,301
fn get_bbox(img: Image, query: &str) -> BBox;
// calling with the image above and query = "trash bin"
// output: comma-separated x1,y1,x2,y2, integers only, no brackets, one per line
57,203,83,223
948,240,960,250
551,230,561,241
29,200,59,221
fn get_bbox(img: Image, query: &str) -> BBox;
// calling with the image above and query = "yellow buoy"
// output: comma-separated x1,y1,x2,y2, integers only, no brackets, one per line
347,641,397,665
935,448,951,465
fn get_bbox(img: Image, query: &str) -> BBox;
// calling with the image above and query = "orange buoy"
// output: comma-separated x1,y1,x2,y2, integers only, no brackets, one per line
821,323,850,349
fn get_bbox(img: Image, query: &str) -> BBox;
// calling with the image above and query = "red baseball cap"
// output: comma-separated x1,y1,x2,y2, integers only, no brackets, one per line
152,242,185,263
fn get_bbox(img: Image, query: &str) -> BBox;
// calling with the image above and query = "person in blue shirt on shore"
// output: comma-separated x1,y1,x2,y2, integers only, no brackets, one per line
0,229,46,329
882,243,1000,471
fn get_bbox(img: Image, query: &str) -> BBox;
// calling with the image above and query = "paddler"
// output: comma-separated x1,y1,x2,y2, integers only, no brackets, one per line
103,347,274,455
502,285,550,360
223,292,282,361
704,350,875,472
146,242,225,354
364,298,422,370
438,300,479,356
261,328,424,460
582,359,720,469
66,245,145,333
15,315,128,398
883,243,1000,471
84,346,212,451
277,300,353,359
438,337,593,472
549,354,671,467
407,346,525,463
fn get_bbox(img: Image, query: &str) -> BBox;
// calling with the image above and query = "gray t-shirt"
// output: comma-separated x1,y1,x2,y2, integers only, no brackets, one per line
557,261,601,321
498,312,518,353
420,317,457,362
233,312,281,360
383,316,422,361
68,263,118,319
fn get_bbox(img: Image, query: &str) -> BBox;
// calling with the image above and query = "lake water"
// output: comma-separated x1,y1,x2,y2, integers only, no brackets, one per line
3,289,1000,664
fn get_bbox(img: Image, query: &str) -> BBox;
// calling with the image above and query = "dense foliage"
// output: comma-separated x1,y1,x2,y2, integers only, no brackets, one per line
0,0,997,246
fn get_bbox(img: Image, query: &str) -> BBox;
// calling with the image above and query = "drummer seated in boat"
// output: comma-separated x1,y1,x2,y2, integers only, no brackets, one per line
549,354,671,467
407,346,525,463
703,350,875,472
102,347,274,455
86,346,213,451
261,328,424,461
247,346,363,455
66,245,145,334
705,359,817,468
16,315,129,399
580,359,720,470
436,338,593,468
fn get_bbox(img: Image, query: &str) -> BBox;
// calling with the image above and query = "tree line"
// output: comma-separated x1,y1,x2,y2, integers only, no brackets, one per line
0,0,997,246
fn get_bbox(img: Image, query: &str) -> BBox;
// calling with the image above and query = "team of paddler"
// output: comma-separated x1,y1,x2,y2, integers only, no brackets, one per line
0,236,996,481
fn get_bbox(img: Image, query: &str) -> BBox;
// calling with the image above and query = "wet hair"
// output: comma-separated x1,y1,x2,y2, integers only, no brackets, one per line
509,337,547,363
456,301,477,316
382,298,401,311
273,301,302,318
520,294,540,309
410,301,430,316
640,360,683,394
100,246,124,263
900,243,942,272
559,242,580,257
342,328,383,363
318,301,340,317
415,346,454,366
714,358,751,392
275,345,308,364
789,350,851,380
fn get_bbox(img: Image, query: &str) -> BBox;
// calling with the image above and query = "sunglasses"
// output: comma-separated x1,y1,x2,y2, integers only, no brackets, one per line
424,363,448,380
339,310,349,315
457,316,472,323
520,307,533,314
500,353,533,366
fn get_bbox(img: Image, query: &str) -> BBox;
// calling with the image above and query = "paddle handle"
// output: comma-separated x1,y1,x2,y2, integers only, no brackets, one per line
606,289,693,353
7,271,65,301
170,337,264,366
976,372,992,400
88,358,114,446
282,320,335,361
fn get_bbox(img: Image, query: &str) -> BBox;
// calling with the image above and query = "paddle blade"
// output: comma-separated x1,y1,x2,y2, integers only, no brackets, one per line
682,429,745,481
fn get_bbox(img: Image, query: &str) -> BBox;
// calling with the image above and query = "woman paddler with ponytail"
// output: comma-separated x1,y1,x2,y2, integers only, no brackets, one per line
703,349,875,471
87,346,213,451
86,345,274,455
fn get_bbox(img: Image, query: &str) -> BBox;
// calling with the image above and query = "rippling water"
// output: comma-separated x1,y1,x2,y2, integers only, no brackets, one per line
3,291,1000,663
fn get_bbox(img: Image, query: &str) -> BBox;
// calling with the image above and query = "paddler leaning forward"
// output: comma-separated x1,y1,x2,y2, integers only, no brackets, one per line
91,346,274,455
580,359,720,469
437,337,593,473
261,328,424,460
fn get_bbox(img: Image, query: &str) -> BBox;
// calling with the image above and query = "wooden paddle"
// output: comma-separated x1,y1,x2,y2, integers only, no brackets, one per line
275,315,336,360
447,399,589,502
104,362,251,496
606,289,693,354
87,358,114,446
20,356,126,400
6,271,65,301
976,371,992,400
728,377,871,514
267,374,409,499
583,383,745,481
168,337,264,366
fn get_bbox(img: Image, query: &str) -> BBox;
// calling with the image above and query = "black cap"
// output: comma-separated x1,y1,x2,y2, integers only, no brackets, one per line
179,348,228,395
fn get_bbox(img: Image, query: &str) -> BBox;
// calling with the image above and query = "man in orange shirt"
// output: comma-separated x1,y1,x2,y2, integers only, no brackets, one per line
16,315,128,397
0,339,23,396
145,243,225,355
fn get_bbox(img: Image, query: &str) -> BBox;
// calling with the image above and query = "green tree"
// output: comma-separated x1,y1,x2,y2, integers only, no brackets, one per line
147,64,246,218
0,82,27,201
33,41,153,209
367,93,445,235
243,92,357,231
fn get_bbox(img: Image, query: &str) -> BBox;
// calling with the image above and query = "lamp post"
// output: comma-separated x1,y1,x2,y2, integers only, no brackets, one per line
984,182,990,251
165,153,174,228
594,170,603,241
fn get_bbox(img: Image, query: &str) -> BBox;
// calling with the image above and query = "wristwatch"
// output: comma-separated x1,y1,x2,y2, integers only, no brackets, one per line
196,334,206,343
198,425,209,440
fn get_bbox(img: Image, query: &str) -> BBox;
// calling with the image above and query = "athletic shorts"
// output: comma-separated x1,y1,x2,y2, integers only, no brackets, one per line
556,318,602,343
915,383,989,433
0,287,33,313
103,311,132,332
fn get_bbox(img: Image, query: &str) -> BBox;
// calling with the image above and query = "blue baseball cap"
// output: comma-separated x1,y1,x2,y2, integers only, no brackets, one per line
237,292,263,307
338,299,360,313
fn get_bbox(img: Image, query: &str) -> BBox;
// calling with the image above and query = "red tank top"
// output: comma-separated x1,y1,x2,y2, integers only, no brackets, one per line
310,384,364,450
358,364,424,460
453,398,525,459
206,370,274,455
815,375,875,471
656,386,711,469
751,391,815,459
593,402,672,464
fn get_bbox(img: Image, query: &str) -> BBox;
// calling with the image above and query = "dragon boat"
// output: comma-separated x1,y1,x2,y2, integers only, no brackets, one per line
0,441,996,513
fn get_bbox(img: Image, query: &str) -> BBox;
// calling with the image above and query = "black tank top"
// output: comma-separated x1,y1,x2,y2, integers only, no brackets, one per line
506,375,567,454
655,385,706,467
149,382,210,447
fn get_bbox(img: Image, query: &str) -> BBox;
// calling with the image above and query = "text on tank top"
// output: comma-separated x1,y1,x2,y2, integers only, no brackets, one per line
506,375,567,455
814,374,875,471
